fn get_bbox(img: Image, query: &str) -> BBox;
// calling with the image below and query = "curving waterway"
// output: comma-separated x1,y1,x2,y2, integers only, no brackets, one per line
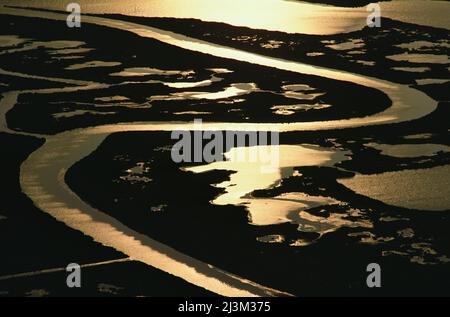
0,6,439,296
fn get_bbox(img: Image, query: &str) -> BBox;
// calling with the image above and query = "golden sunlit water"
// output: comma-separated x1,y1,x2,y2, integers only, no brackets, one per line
2,0,450,34
0,9,441,295
338,165,450,211
1,1,449,297
185,145,349,227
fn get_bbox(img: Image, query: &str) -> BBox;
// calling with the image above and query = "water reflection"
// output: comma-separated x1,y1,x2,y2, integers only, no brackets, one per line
338,165,450,211
3,4,449,295
185,144,349,227
65,61,122,70
2,0,450,34
364,143,450,158
387,53,450,64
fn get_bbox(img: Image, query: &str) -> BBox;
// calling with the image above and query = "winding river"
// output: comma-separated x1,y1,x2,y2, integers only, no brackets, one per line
2,0,450,34
0,6,438,296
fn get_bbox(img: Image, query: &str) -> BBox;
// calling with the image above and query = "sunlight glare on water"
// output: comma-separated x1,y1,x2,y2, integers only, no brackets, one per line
1,0,450,34
185,144,349,226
